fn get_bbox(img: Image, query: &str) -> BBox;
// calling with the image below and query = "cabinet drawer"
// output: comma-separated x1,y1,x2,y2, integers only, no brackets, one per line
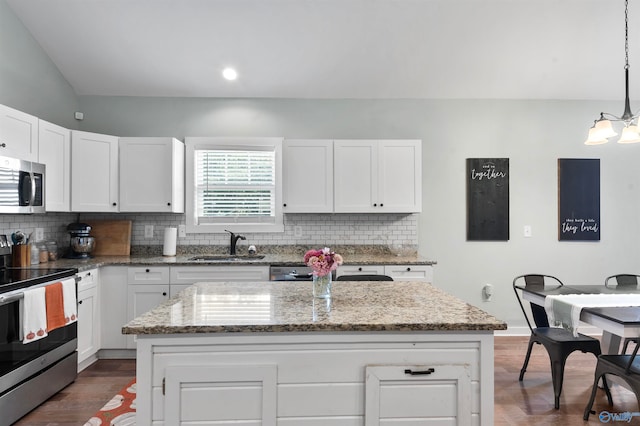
77,268,98,291
170,266,269,284
384,265,433,282
127,267,170,284
337,265,384,277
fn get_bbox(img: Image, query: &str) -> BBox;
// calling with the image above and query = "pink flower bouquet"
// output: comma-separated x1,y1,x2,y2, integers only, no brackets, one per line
303,247,343,277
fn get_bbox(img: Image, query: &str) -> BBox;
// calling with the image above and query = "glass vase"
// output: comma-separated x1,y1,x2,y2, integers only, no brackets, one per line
313,273,332,299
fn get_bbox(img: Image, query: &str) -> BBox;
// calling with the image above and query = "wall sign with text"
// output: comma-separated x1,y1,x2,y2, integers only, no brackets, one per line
558,158,600,241
466,158,509,241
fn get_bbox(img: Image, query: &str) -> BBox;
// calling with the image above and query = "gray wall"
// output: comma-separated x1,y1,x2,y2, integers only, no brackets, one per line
0,0,79,128
76,96,636,330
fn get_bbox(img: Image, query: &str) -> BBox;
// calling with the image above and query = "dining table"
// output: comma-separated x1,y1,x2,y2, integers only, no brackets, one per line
518,284,640,355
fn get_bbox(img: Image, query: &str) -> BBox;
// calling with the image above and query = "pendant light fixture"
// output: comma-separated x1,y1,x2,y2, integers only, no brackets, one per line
585,0,640,145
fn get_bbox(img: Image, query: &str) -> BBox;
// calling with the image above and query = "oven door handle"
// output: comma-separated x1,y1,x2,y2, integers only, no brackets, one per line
0,292,23,306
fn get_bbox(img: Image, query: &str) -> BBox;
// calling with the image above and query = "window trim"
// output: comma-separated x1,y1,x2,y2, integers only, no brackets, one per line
185,137,284,234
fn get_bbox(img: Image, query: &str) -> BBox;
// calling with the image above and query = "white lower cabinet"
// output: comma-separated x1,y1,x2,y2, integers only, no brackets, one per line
138,333,491,425
365,364,471,425
127,268,170,349
99,266,128,350
336,264,433,283
77,269,100,370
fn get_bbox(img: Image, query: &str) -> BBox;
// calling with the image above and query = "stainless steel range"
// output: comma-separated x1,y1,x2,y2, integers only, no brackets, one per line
0,246,78,425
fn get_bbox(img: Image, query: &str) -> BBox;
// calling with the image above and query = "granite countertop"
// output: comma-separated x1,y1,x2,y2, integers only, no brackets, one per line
122,280,506,334
41,250,435,272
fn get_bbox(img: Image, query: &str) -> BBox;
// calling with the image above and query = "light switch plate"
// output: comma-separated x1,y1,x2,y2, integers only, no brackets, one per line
178,225,186,238
524,225,532,238
35,228,44,242
144,225,154,238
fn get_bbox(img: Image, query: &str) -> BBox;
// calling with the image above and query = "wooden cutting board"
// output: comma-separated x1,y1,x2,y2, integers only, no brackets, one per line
87,220,132,256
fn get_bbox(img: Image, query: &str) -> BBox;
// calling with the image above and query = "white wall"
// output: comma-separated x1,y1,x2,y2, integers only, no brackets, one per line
76,96,637,329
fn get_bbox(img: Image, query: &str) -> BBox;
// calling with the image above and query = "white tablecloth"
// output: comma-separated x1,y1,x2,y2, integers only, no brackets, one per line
544,293,640,337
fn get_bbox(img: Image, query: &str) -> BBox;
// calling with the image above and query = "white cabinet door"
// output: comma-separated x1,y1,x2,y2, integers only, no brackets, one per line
100,267,128,349
71,130,119,212
126,284,170,348
77,268,99,369
119,137,185,212
0,104,38,161
334,140,422,213
283,139,333,212
365,364,471,426
377,140,422,213
334,140,377,212
164,365,277,426
38,119,70,211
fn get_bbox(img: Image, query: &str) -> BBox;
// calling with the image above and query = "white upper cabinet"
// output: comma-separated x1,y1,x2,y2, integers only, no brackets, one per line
282,139,333,213
38,119,71,211
0,104,38,161
334,140,422,213
71,130,119,212
119,137,185,213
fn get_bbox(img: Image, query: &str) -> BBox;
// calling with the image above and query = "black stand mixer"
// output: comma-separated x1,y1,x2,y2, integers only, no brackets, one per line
65,222,95,258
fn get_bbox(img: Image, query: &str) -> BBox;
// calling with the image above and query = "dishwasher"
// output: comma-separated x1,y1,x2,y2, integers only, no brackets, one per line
269,265,314,281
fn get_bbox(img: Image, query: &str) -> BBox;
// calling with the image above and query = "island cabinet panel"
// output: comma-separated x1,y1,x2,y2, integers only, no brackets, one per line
170,265,269,284
164,365,277,425
365,364,471,426
141,334,487,425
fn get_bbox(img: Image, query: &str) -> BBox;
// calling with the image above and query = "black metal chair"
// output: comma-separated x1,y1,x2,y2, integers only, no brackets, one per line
336,274,393,281
513,274,604,409
605,274,640,353
584,343,639,420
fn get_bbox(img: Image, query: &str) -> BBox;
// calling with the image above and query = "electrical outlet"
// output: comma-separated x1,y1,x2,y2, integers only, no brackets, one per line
294,226,303,238
35,228,44,242
483,284,494,301
178,224,186,238
524,225,532,237
144,225,154,239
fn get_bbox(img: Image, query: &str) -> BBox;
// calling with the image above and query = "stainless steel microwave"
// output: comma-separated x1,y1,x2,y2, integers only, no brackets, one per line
0,156,45,214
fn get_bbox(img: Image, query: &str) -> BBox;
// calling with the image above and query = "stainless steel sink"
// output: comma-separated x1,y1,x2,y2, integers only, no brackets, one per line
188,255,265,261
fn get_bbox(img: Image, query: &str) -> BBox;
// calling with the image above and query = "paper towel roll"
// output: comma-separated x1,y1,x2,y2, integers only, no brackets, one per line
163,227,177,256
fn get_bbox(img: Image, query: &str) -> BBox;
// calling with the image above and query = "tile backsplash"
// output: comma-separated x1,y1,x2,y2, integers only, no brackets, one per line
0,212,418,253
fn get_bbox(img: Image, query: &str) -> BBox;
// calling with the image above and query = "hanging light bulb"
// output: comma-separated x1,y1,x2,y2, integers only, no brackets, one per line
618,125,640,143
585,0,640,145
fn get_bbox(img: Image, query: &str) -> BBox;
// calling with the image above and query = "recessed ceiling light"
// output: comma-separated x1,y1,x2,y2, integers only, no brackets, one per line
222,67,238,81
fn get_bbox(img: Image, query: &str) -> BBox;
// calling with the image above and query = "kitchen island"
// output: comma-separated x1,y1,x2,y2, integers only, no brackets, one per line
123,280,506,426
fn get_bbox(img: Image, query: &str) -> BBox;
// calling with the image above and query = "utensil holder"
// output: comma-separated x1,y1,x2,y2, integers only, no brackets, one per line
12,245,30,267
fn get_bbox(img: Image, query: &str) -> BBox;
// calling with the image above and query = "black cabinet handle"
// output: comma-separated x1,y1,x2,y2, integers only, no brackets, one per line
373,203,377,207
380,203,384,207
283,203,287,207
145,269,150,273
406,267,411,272
78,300,83,305
87,272,91,276
0,143,5,148
358,267,363,271
162,292,167,296
405,368,435,376
167,202,171,206
112,202,117,206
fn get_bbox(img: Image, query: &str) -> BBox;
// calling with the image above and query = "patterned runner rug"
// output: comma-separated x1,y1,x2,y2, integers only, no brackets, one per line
84,378,136,425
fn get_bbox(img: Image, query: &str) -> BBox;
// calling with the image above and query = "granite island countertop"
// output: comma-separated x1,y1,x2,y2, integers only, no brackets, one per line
122,280,506,335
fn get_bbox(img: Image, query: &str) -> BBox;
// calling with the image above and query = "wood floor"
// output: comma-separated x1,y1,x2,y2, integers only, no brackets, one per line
11,336,640,425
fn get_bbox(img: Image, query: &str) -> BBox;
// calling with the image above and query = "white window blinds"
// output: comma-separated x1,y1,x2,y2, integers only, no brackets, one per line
195,148,276,223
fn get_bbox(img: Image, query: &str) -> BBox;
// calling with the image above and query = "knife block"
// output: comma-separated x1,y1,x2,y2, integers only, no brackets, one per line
12,245,30,267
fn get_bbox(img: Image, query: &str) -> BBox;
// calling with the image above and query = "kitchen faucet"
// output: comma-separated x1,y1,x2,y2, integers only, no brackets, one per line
225,230,246,255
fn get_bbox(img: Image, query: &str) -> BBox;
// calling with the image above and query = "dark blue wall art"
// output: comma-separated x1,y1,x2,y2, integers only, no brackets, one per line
558,158,600,241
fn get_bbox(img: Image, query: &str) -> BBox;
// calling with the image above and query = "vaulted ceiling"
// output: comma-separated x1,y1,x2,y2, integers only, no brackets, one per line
5,0,636,101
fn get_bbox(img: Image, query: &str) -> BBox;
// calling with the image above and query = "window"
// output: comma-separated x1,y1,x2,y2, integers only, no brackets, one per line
186,137,284,233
